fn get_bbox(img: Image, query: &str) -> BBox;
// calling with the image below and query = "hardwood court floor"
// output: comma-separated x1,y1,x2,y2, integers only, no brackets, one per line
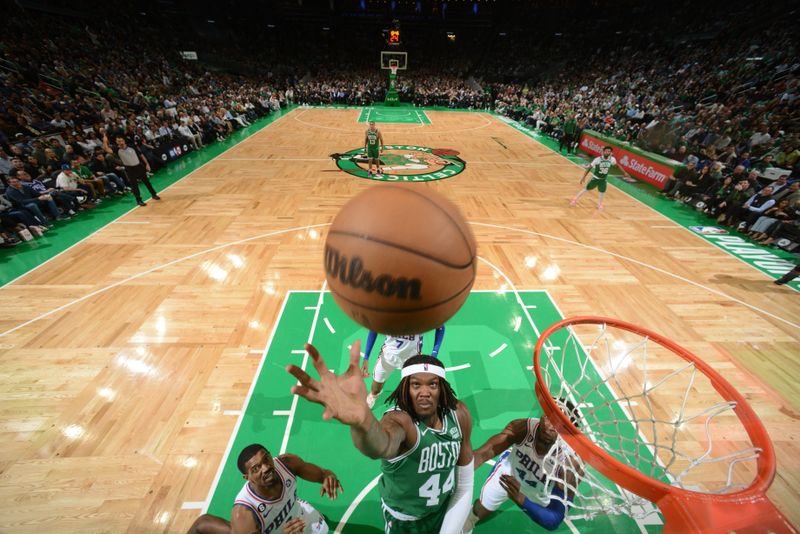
0,108,798,532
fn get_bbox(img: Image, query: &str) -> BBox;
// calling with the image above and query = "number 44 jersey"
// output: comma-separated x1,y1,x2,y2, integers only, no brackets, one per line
379,408,463,520
508,418,577,504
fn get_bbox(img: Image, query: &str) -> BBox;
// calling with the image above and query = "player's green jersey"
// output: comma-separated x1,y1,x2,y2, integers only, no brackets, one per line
366,129,380,147
590,155,616,179
379,408,462,520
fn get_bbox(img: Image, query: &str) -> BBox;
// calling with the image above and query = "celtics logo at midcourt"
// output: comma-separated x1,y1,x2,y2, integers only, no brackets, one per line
331,145,465,182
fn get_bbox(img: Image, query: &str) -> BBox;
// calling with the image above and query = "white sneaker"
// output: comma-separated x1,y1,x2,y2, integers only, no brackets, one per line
366,394,377,409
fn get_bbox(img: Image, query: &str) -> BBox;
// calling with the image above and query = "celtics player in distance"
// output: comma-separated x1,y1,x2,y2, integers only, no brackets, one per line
287,342,474,533
570,145,632,210
364,120,384,177
361,326,446,409
464,401,584,533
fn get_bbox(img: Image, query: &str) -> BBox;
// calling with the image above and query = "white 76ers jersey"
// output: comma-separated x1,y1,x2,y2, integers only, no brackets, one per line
510,418,576,504
233,458,327,533
381,334,423,367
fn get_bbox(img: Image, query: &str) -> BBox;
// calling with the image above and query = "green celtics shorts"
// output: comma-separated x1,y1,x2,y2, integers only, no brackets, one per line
382,505,447,534
367,147,380,160
586,176,607,192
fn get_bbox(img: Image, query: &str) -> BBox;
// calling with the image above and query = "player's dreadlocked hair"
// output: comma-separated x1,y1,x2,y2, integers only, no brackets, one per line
385,355,458,423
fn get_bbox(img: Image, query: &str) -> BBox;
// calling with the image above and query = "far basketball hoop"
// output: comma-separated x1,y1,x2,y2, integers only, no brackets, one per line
533,317,796,534
381,52,405,107
380,51,407,71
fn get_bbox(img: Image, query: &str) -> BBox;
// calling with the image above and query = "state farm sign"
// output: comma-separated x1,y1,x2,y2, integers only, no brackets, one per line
579,132,677,190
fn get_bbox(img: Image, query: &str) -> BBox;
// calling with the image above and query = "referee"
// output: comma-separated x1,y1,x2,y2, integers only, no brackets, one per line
102,133,161,207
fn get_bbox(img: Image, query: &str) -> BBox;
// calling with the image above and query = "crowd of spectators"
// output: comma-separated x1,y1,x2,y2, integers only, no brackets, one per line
483,17,799,251
0,7,293,248
1,2,798,255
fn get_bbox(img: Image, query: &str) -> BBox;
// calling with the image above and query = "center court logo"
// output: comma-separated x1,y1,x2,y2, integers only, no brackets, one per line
331,145,465,182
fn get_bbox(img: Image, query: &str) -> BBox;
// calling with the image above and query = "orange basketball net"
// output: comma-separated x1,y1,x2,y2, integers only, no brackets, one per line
532,316,796,534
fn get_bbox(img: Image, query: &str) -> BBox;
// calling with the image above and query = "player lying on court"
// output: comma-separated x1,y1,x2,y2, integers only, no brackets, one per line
187,444,342,534
287,342,474,533
463,400,584,533
364,120,384,177
361,326,446,409
570,145,632,210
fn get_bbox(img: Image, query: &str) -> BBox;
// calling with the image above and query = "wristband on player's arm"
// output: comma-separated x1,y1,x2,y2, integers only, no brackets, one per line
519,487,569,531
440,460,474,534
363,331,378,361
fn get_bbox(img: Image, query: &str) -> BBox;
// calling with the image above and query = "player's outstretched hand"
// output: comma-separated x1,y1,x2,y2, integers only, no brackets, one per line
320,472,343,500
499,474,525,507
360,358,370,378
283,517,306,534
287,340,370,426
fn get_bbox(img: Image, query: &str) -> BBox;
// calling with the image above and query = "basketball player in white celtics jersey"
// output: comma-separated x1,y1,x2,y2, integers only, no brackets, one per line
463,400,584,532
187,444,342,534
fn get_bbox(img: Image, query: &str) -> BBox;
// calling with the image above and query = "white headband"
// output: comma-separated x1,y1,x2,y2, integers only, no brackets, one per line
401,363,446,379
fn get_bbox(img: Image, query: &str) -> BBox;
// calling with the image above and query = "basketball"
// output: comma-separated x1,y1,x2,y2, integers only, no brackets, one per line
324,184,477,335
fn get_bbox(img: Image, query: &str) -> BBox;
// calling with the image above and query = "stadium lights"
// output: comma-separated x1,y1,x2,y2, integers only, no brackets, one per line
207,19,215,23
267,24,276,28
323,26,331,30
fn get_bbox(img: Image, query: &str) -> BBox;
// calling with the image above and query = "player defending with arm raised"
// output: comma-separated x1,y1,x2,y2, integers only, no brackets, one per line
569,145,631,210
187,444,342,534
463,401,584,533
287,343,474,534
361,326,446,409
365,120,384,177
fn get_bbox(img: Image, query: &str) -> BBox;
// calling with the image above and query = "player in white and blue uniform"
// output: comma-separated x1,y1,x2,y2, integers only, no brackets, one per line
361,326,445,409
187,444,341,534
463,404,584,533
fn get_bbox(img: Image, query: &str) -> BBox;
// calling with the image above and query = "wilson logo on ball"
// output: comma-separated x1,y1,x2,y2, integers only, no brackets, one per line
325,245,422,300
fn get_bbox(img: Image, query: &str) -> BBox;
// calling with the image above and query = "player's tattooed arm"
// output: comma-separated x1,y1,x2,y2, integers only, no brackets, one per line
278,454,343,500
472,418,528,467
455,401,474,466
351,409,416,460
286,341,414,460
580,165,592,185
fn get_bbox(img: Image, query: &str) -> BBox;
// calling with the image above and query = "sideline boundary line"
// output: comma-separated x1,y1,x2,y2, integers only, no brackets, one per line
1,109,295,289
494,115,798,292
199,292,291,512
